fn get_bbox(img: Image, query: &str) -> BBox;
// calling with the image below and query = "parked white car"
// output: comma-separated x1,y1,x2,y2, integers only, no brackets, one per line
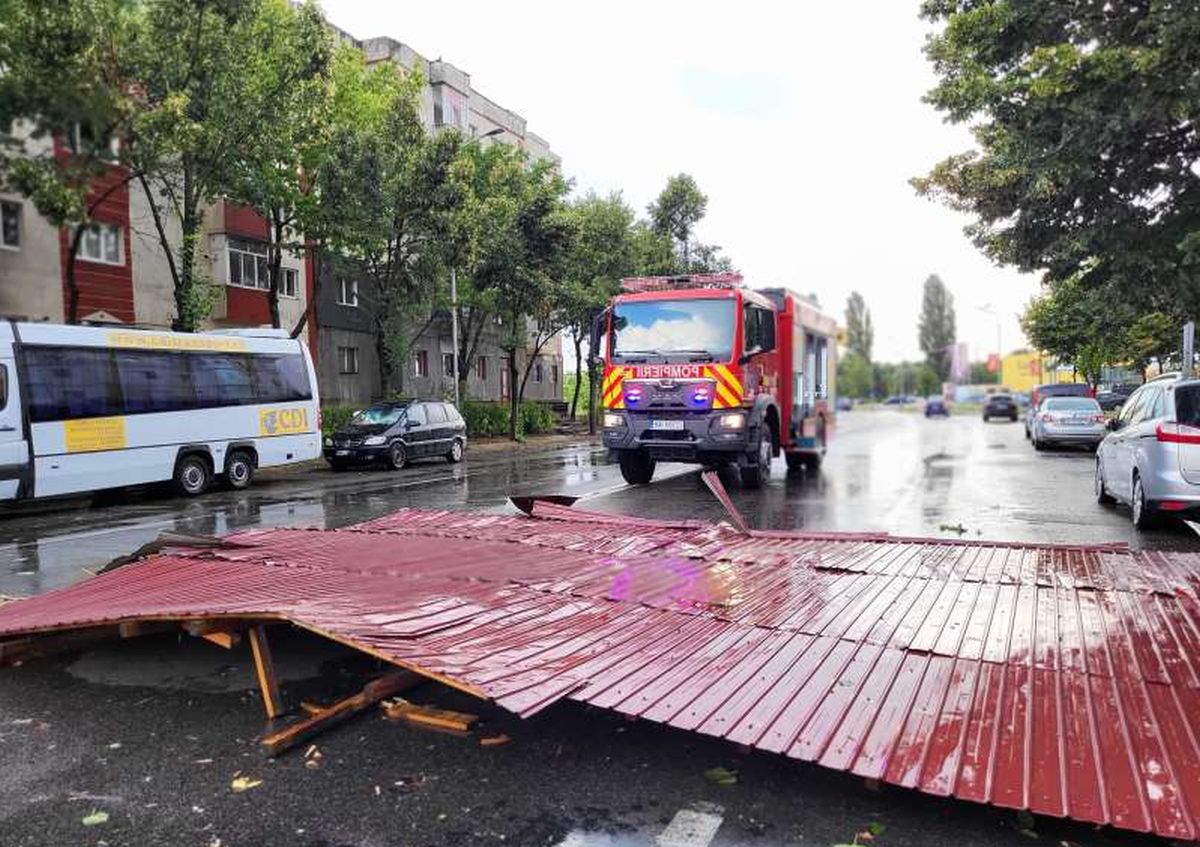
1031,396,1106,450
1095,375,1200,528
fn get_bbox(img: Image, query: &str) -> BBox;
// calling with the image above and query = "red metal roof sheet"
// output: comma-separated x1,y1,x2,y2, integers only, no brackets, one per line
1,503,1199,839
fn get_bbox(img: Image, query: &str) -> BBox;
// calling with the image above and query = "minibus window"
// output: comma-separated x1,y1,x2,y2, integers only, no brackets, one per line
0,364,6,410
24,346,121,422
191,354,255,408
115,351,195,414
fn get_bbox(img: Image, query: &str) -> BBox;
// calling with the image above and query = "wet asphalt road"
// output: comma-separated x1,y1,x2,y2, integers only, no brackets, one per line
0,410,1195,847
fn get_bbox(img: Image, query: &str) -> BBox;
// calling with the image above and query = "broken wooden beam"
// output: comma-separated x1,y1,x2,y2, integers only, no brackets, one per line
259,670,422,757
381,698,479,734
200,630,240,649
248,624,284,720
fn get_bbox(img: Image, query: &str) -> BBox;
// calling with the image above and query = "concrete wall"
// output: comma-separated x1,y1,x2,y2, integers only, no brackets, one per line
317,325,380,406
128,178,180,328
0,128,64,322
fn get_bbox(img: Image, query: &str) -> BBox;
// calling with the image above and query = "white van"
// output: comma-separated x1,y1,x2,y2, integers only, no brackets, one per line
0,319,321,500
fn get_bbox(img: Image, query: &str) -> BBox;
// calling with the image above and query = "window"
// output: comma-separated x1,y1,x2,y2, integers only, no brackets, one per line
1,201,20,249
442,352,455,378
115,351,195,414
338,346,359,375
413,350,429,378
433,102,444,126
337,278,358,307
534,361,544,383
228,238,269,289
24,346,122,422
612,299,736,360
406,404,426,426
445,403,462,423
191,354,255,408
476,356,487,380
79,223,122,265
280,268,299,298
0,363,7,410
1118,389,1146,426
743,305,775,353
252,355,311,403
552,365,559,384
426,403,447,424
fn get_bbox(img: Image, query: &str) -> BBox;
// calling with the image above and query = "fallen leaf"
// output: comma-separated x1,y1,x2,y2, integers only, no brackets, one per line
81,810,109,826
230,776,262,793
703,766,738,786
867,823,886,836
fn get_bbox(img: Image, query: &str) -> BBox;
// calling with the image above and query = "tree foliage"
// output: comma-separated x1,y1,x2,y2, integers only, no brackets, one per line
844,291,874,362
914,1,1200,316
648,173,708,269
918,274,956,380
837,353,873,398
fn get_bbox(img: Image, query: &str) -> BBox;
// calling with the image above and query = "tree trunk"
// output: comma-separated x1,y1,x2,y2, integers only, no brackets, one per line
267,214,284,329
507,353,519,440
65,224,86,324
375,323,391,401
137,174,183,304
569,331,583,420
291,240,320,340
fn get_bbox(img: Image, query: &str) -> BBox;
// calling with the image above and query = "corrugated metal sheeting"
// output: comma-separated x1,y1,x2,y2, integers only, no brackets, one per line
1,503,1199,839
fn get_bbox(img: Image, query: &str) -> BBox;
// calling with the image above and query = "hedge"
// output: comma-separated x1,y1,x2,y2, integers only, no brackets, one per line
322,401,557,439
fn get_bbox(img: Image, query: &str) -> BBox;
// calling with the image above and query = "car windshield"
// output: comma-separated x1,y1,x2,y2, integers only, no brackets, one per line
989,395,1012,402
351,405,406,426
611,298,735,361
1044,397,1098,411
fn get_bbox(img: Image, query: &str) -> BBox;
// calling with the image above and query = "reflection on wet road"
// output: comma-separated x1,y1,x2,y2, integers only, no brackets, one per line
2,410,1196,596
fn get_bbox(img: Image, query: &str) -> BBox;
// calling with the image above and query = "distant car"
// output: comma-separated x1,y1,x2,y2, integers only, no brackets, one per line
882,395,911,406
982,393,1018,422
1096,389,1131,411
924,396,949,417
1031,396,1106,451
1096,375,1200,529
1025,383,1092,438
324,399,466,471
836,396,853,411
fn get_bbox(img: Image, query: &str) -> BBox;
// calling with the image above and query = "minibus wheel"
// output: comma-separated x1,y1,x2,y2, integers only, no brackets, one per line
225,450,255,490
175,454,212,497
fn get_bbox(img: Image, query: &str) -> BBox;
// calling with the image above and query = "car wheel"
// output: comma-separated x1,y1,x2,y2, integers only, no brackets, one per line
328,460,349,472
1131,474,1158,529
618,452,655,485
174,454,212,497
389,442,407,470
740,432,772,489
446,438,464,463
1010,413,1017,422
1095,459,1115,505
225,450,255,490
982,414,989,422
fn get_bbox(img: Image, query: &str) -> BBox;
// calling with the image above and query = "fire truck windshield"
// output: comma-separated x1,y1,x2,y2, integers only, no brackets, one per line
611,299,735,362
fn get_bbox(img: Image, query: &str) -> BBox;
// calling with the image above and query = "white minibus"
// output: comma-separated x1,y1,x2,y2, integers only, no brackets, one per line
0,319,321,500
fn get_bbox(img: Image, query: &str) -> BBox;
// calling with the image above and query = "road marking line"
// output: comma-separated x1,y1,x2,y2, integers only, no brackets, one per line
656,803,724,847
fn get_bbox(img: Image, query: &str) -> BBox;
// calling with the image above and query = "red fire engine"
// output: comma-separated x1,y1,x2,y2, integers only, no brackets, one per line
593,273,838,487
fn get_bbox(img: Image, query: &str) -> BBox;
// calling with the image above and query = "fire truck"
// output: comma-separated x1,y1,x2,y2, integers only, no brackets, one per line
593,273,837,487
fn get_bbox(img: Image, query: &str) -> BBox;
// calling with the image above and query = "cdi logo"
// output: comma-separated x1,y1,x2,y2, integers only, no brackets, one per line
259,407,310,436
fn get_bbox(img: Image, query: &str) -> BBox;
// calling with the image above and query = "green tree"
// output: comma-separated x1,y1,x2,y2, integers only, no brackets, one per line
969,361,999,385
319,72,462,395
628,220,676,276
648,173,707,269
913,2,1200,317
918,274,956,380
562,191,635,420
844,291,873,362
837,353,873,398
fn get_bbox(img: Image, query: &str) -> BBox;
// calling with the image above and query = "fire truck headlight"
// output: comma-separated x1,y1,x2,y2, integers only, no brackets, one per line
603,413,625,429
718,412,746,429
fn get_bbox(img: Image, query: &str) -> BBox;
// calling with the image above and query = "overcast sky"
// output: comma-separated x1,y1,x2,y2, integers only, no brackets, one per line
322,0,1040,363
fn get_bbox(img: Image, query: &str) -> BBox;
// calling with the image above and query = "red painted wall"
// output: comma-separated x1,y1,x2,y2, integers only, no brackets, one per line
56,144,135,323
222,201,272,325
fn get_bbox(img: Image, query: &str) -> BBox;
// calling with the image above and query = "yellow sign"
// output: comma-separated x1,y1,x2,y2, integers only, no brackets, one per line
106,331,248,353
259,407,310,437
64,416,127,453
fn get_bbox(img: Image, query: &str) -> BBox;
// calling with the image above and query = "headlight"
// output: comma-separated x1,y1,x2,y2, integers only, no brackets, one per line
363,435,387,446
718,413,746,429
603,412,625,428
324,437,332,447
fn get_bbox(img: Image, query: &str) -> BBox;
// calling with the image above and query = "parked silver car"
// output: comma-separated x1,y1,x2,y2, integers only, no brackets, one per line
1095,375,1200,528
1031,396,1106,450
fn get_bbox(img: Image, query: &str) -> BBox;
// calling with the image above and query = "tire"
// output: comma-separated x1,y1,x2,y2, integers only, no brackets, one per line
174,454,212,497
739,432,772,489
983,414,989,422
388,441,407,471
1095,458,1115,504
618,452,655,485
225,450,255,490
1010,413,1018,422
446,438,464,463
328,460,349,472
1131,474,1158,530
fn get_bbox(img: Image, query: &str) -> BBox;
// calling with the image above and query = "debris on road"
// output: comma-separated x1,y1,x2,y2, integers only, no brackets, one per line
381,699,478,735
479,734,510,747
81,809,109,826
703,766,738,786
229,774,262,793
2,487,1200,839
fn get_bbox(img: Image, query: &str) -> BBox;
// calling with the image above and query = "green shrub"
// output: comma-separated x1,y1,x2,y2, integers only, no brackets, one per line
321,405,357,435
518,402,556,435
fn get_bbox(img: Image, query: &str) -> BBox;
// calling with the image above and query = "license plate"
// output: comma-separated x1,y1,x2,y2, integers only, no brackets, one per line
650,419,685,431
336,449,349,456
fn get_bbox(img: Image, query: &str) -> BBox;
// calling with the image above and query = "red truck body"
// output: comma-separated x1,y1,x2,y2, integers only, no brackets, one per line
597,274,837,486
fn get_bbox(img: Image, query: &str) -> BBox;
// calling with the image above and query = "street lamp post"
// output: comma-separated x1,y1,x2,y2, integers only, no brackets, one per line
977,304,1002,383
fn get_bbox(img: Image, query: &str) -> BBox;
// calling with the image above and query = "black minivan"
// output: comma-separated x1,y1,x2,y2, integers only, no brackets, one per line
324,400,467,471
